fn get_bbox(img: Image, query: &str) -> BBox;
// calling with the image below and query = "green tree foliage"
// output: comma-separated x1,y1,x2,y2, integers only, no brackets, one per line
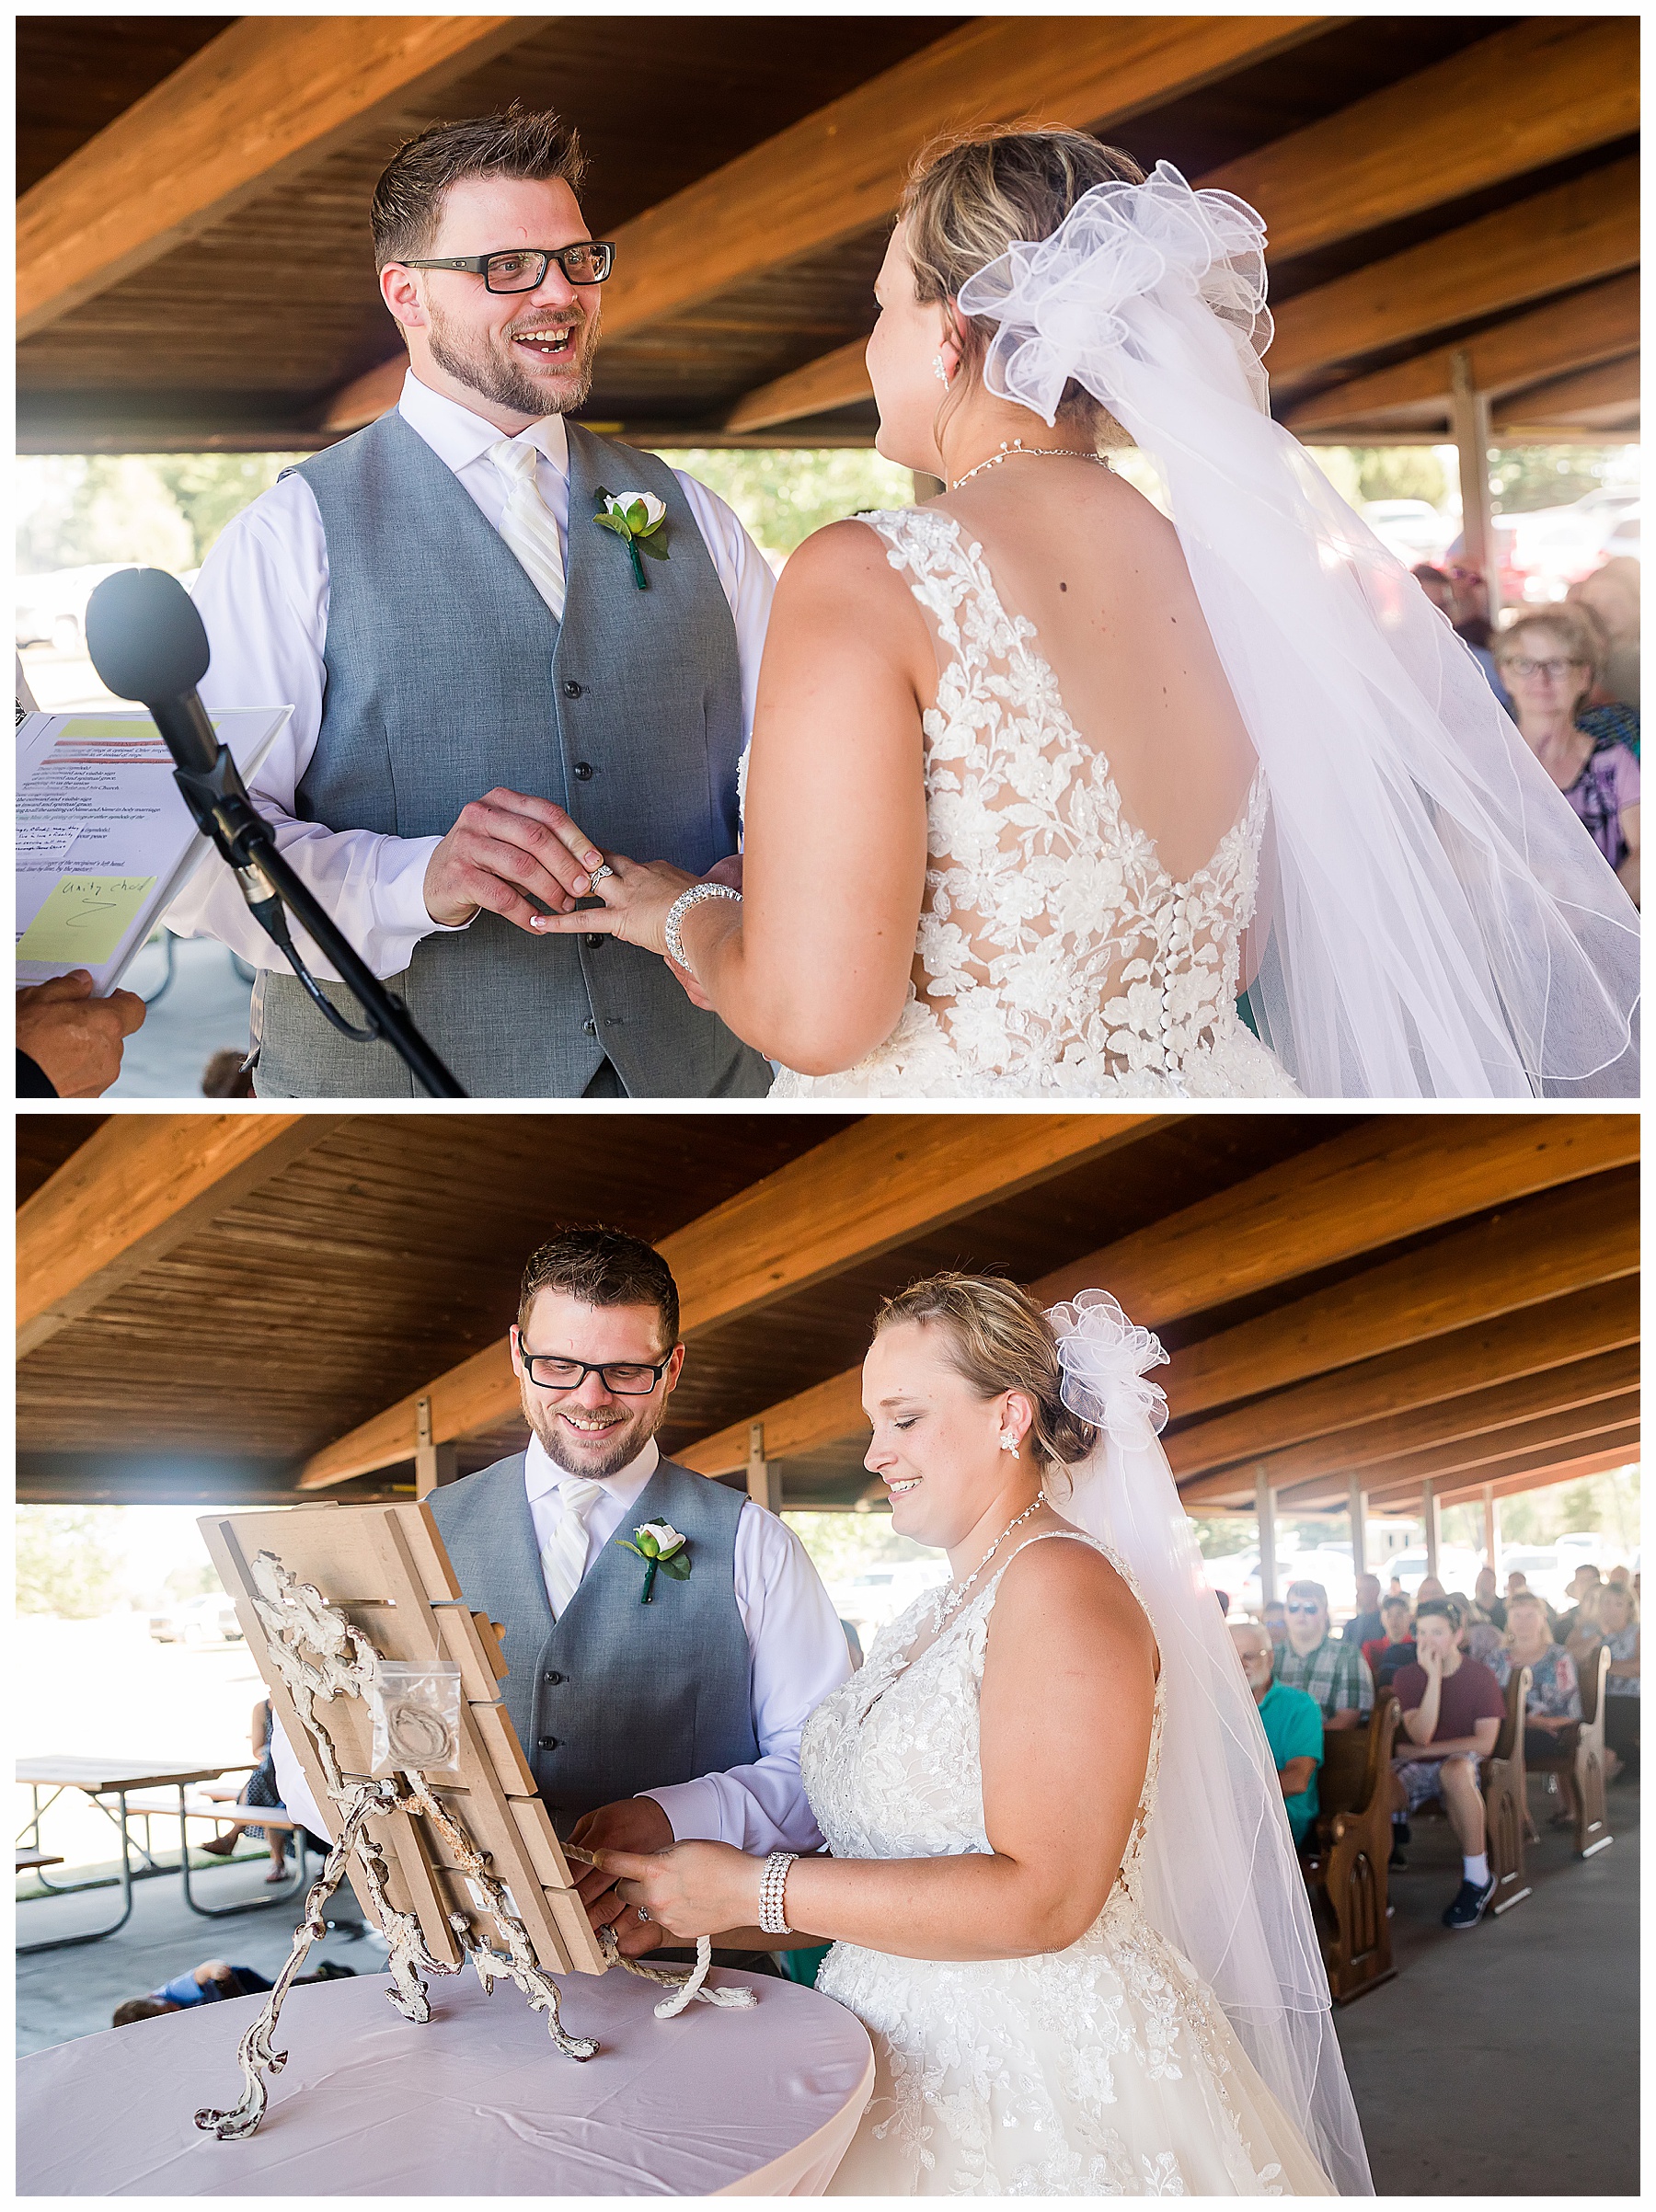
17,453,303,576
1488,444,1629,516
783,1510,936,1588
16,1508,120,1619
652,449,916,558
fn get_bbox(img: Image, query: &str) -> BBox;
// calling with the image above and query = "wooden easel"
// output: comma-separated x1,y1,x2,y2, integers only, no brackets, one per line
196,1500,751,2139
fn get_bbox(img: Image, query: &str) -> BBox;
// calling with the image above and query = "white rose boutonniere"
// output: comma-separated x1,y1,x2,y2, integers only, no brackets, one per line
593,487,669,590
617,1519,690,1604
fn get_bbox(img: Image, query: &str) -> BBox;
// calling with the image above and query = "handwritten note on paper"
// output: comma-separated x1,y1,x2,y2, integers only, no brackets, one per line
16,875,156,966
17,824,84,867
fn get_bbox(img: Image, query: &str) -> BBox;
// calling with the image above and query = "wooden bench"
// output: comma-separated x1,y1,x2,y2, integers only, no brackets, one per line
1527,1643,1613,1860
1480,1663,1532,1914
1299,1692,1398,2004
16,1848,64,1874
122,1791,312,1851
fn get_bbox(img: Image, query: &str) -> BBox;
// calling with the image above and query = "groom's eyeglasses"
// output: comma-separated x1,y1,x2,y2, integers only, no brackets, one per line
521,1350,670,1395
397,243,615,292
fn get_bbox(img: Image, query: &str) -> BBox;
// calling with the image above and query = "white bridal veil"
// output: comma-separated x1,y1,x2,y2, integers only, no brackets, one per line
1048,1290,1374,2196
958,163,1639,1098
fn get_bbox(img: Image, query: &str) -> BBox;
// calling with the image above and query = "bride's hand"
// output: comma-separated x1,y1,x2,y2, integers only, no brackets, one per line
593,1840,761,1941
531,854,696,962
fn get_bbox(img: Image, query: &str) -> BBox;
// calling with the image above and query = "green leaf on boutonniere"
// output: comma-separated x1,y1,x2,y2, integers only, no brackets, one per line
593,489,670,591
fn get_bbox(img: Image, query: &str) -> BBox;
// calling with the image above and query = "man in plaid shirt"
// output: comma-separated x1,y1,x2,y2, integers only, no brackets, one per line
1273,1580,1374,1731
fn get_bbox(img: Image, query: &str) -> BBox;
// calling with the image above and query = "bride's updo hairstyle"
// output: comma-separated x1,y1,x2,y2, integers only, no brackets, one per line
873,1271,1098,1473
900,128,1145,447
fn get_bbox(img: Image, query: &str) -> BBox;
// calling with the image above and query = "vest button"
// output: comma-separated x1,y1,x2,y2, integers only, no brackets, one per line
572,762,594,781
563,680,584,698
584,934,604,948
538,1736,559,1750
583,1019,597,1035
543,1671,563,1685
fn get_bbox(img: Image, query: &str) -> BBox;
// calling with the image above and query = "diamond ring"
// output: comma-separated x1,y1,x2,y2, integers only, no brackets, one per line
637,1906,650,1923
588,862,614,887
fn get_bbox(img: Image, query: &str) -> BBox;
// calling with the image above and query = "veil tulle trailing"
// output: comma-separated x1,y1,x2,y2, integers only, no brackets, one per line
1047,1291,1374,2195
958,163,1639,1098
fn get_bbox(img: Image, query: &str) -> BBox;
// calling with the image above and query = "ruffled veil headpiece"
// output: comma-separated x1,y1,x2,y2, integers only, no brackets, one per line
1047,1289,1374,2195
957,163,1638,1097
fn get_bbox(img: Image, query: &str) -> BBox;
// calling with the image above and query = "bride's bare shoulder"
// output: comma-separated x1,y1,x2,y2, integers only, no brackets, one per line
997,1528,1149,1632
768,515,933,666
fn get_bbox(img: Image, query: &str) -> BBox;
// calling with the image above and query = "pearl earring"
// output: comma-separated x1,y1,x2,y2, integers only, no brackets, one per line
933,352,949,386
1000,1431,1018,1452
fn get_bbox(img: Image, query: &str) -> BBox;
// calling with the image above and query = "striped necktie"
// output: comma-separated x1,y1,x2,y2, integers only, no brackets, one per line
540,1475,606,1618
489,436,567,622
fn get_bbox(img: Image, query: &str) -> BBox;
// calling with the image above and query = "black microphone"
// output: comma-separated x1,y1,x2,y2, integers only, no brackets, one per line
79,567,466,1096
84,567,221,775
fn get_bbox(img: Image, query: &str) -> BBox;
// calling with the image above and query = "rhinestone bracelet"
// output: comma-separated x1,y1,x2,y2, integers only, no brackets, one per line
664,882,742,974
757,1849,798,1937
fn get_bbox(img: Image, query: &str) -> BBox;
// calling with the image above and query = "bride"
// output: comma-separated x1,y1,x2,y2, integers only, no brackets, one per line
538,131,1638,1097
594,1275,1373,2195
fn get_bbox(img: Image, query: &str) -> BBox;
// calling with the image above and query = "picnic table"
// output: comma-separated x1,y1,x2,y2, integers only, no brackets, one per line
16,1756,266,1953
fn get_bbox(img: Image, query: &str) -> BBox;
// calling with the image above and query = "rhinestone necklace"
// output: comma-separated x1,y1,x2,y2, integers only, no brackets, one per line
934,1492,1048,1624
949,439,1111,491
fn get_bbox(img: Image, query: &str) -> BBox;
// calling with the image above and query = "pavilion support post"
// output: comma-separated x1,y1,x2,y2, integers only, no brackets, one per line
414,1397,457,1500
1421,1477,1441,1581
1348,1475,1369,1578
1483,1483,1500,1577
1256,1470,1277,1614
1451,346,1501,624
746,1423,782,1516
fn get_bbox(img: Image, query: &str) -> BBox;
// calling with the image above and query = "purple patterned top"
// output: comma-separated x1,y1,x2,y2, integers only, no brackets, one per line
1564,738,1639,868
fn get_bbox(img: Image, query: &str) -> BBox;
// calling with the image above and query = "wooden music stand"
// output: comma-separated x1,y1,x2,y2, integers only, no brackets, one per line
196,1500,752,2139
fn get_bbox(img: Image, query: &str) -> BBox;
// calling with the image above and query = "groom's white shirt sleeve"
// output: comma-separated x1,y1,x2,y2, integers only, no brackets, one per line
167,369,776,979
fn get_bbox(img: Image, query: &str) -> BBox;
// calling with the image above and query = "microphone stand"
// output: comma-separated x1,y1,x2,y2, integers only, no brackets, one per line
173,746,466,1099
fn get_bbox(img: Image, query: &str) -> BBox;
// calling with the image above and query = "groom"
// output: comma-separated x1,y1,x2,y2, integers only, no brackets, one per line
277,1226,849,1958
172,108,775,1098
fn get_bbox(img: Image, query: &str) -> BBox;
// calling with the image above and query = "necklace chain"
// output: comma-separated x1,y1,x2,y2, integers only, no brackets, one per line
949,439,1111,492
934,1492,1048,1623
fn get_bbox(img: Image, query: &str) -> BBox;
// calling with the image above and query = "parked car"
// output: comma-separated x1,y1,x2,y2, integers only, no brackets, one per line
828,1559,949,1646
1376,1544,1482,1599
1360,499,1451,567
1599,504,1639,561
148,1593,243,1645
16,563,138,652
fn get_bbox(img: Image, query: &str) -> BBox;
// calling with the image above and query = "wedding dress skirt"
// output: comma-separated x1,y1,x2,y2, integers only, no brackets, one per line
770,510,1299,1101
802,1532,1332,2195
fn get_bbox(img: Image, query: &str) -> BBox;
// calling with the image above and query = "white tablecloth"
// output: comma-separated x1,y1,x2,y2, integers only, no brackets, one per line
18,1966,875,2195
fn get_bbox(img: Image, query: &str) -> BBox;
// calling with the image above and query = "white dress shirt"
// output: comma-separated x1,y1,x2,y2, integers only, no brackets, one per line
167,371,776,979
272,1431,850,1857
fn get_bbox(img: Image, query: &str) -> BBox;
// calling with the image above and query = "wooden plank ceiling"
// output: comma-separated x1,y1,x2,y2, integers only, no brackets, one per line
15,1114,1639,1523
17,15,1639,453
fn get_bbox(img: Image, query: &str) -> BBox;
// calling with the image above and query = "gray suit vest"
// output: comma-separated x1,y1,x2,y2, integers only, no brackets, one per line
253,411,771,1099
427,1451,756,1832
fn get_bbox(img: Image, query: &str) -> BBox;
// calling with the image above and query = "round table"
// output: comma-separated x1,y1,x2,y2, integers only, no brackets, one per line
17,1966,875,2195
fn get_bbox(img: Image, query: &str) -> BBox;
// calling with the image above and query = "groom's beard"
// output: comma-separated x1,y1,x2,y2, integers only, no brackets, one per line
427,295,598,419
523,1388,668,1481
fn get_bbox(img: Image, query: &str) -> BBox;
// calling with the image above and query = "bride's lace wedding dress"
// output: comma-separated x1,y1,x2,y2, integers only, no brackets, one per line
802,1530,1331,2196
769,510,1298,1099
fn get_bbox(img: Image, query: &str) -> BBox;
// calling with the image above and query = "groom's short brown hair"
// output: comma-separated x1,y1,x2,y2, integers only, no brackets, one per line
518,1227,680,1344
372,105,588,270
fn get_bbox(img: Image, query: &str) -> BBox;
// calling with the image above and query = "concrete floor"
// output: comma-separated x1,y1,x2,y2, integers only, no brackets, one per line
17,1781,1639,2191
106,933,254,1098
17,1847,374,2058
1335,1776,1639,2195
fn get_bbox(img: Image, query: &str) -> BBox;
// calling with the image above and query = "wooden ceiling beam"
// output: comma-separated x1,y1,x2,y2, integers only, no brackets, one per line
1491,353,1640,432
1170,1171,1636,1428
1413,1440,1641,1513
324,14,1327,431
1186,1345,1641,1510
719,17,1639,434
1170,1276,1639,1491
17,1114,345,1357
677,1116,1634,1476
1284,272,1640,432
294,1113,1165,1490
17,17,546,340
1267,158,1639,388
1349,1405,1640,1510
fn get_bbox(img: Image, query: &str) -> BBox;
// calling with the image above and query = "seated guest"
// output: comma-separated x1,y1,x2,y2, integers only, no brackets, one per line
1558,1564,1603,1643
1595,1581,1640,1779
114,1956,353,2025
198,1697,308,1883
1448,1592,1478,1646
1567,556,1640,711
1231,1622,1323,1847
1606,1563,1634,1588
1262,1597,1288,1648
1491,1590,1582,1826
1464,1621,1507,1673
1492,610,1639,903
1390,1599,1507,1930
1474,1566,1506,1631
1363,1595,1417,1689
1342,1572,1384,1649
1415,1575,1447,1603
1273,1580,1374,1732
1562,1580,1605,1669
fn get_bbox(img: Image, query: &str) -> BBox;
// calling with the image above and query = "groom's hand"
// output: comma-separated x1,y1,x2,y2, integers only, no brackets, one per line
424,788,607,933
569,1796,674,1952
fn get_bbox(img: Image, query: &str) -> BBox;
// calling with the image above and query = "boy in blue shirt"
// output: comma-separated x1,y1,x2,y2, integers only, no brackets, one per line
1232,1621,1324,1845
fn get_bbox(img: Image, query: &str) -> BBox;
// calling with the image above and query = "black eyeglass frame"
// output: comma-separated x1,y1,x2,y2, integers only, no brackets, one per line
397,243,615,292
519,1348,673,1395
